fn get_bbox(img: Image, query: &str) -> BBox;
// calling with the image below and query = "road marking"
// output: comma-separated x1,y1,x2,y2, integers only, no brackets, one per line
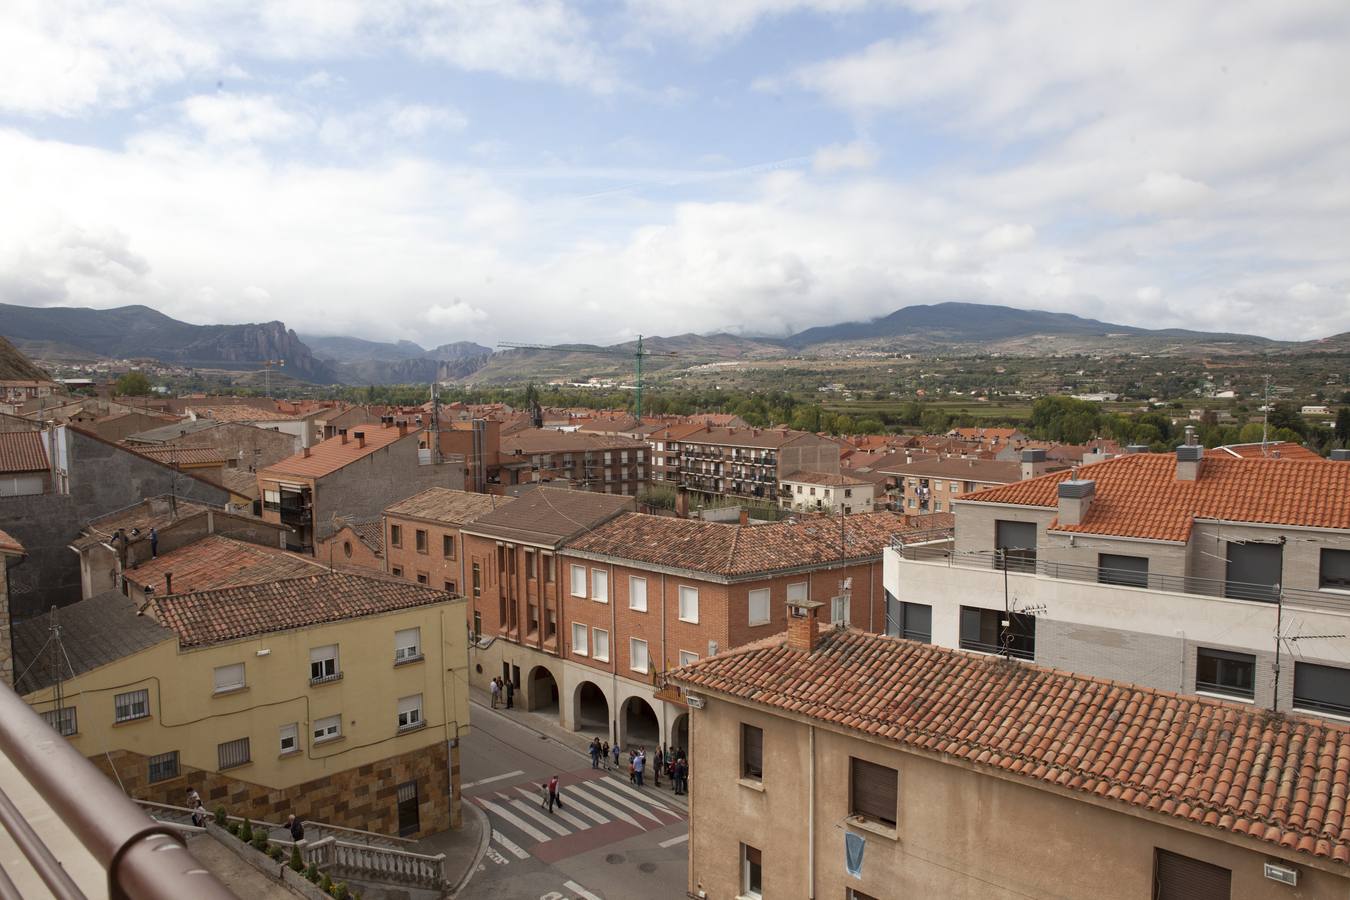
507,798,573,836
513,787,591,831
477,797,552,843
462,770,525,790
659,833,689,848
563,880,603,900
584,781,665,825
491,829,530,860
602,776,675,812
564,783,640,828
552,789,611,827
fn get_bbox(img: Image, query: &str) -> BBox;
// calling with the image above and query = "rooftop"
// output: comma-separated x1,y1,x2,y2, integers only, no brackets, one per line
12,592,174,693
567,511,953,578
463,487,635,545
385,486,514,524
221,467,260,498
875,454,1023,482
123,419,219,443
672,627,1350,866
189,404,297,423
129,446,234,466
1208,441,1323,461
0,528,24,555
124,534,323,595
72,496,211,551
260,421,416,479
501,429,647,455
780,470,870,487
350,520,384,555
965,453,1350,542
0,431,47,474
152,571,453,648
677,426,824,449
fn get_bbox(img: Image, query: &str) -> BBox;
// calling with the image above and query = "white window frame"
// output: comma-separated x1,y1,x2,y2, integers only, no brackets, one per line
394,627,422,663
630,638,649,674
629,576,648,612
787,582,808,603
572,622,589,656
309,644,340,683
279,722,299,754
570,564,587,598
832,594,851,627
748,588,771,626
313,714,341,744
591,568,609,603
114,689,149,723
678,650,699,667
678,585,699,624
213,662,245,694
592,627,610,662
397,694,423,730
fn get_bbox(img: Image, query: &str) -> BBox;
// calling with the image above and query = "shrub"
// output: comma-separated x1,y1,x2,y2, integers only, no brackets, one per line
214,806,227,826
252,835,270,855
226,822,239,837
240,819,254,843
331,883,349,900
305,863,320,884
289,846,304,872
319,872,333,893
269,845,285,862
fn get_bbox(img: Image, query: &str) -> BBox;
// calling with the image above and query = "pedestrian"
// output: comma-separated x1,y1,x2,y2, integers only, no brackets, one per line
589,738,601,769
191,801,208,828
634,748,645,788
505,679,514,709
612,742,621,769
287,814,304,841
540,782,551,812
653,747,663,788
490,677,500,709
149,527,158,558
601,741,610,770
629,755,636,785
186,786,201,808
548,774,564,812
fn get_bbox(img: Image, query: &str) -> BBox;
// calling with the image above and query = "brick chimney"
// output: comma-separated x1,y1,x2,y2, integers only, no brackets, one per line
786,597,825,652
1021,448,1048,480
164,572,173,595
1056,479,1095,526
675,488,689,518
339,429,348,444
302,446,311,458
354,430,366,448
1176,426,1202,481
398,421,408,437
738,508,749,525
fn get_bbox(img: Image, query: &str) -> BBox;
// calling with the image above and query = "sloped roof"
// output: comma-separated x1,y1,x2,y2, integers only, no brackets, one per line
0,528,24,555
963,453,1350,542
125,534,323,595
152,572,452,648
124,419,219,444
678,426,827,449
72,496,211,551
566,511,952,578
385,487,514,524
0,431,48,473
130,446,233,466
876,455,1023,483
1208,441,1323,461
13,592,174,694
673,628,1350,866
462,487,635,545
351,520,384,555
501,430,646,454
260,422,416,479
781,470,870,487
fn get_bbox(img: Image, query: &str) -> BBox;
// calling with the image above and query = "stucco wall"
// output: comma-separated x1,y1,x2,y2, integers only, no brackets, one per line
312,437,464,542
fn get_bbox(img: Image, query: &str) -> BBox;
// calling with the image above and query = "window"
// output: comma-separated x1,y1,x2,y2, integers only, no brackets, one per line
630,638,649,674
959,607,1035,660
148,750,179,783
543,554,554,583
42,707,77,736
848,891,881,900
114,689,149,723
1153,849,1231,900
741,844,763,899
591,568,609,603
899,602,932,643
313,715,341,743
390,524,402,547
525,549,537,580
748,588,771,626
442,534,455,559
310,645,340,684
831,594,850,626
279,723,299,754
398,694,423,730
850,757,898,827
415,529,427,553
472,562,481,597
1224,540,1282,602
395,627,422,663
995,520,1037,572
678,649,698,667
1099,553,1149,588
213,662,245,693
392,565,403,577
629,576,648,612
570,564,587,598
572,622,589,656
444,580,455,592
1195,647,1256,700
416,572,428,585
218,737,250,769
678,585,699,623
263,489,281,511
844,488,853,498
592,627,610,661
1321,548,1350,590
741,724,763,780
1293,662,1350,716
787,582,807,603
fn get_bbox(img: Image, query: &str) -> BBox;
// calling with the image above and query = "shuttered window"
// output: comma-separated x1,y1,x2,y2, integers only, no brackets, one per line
850,757,898,827
1153,849,1230,900
1293,662,1350,717
1321,548,1350,590
213,662,245,693
741,724,763,780
747,588,771,626
218,737,250,770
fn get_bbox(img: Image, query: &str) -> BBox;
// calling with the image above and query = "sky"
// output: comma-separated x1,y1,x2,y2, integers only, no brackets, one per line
2,1,1349,348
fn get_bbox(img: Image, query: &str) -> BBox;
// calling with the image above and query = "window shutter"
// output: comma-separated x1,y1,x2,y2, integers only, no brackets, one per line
741,725,763,779
1154,850,1231,900
850,758,898,826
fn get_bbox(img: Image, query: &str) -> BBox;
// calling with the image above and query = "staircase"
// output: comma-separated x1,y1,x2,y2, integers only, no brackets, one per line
136,800,448,891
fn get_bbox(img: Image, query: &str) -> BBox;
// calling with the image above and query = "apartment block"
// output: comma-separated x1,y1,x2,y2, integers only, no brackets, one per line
496,429,648,495
383,487,514,591
672,612,1350,900
778,470,875,515
664,426,840,503
877,453,1031,513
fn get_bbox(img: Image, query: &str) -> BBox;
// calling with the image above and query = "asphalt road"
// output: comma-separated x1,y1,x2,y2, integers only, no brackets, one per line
457,704,689,900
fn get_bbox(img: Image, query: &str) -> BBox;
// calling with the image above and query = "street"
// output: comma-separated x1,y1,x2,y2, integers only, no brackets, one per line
457,702,689,900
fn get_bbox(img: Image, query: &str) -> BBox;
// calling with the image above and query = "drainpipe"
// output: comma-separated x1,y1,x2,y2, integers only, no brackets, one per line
610,561,618,745
808,723,816,899
660,571,668,746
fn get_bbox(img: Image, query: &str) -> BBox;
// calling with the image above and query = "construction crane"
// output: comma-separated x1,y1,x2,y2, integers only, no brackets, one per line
260,359,284,397
496,335,679,420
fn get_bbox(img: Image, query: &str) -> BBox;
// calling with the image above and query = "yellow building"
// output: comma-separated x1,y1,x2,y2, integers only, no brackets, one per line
15,571,469,838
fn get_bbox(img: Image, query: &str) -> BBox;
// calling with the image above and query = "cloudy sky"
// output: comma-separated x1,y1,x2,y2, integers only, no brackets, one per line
3,1,1348,346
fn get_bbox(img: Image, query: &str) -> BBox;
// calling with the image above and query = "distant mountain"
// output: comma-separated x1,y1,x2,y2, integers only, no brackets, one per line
302,334,493,384
0,303,335,382
300,334,429,363
0,335,53,382
785,302,1272,349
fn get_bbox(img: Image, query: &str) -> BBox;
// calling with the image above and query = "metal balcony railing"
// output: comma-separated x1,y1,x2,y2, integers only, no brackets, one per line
0,682,235,900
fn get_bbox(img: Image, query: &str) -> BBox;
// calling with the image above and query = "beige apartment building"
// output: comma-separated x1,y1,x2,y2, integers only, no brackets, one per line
778,470,875,514
666,426,841,504
672,607,1350,900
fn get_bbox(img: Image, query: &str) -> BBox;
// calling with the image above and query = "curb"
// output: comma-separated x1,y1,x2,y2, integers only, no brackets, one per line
447,799,492,899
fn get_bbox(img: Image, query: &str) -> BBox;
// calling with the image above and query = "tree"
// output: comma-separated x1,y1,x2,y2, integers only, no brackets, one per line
1267,401,1308,436
1238,422,1266,443
1336,407,1350,445
114,371,152,396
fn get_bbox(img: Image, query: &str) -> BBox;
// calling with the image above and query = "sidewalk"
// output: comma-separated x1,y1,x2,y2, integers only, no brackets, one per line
414,799,488,899
467,685,690,813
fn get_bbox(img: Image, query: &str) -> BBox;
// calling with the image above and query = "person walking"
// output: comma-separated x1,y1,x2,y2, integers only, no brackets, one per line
548,775,563,812
489,677,500,709
287,814,304,841
634,748,646,788
505,678,514,709
149,527,158,559
611,742,621,770
588,738,601,769
653,747,663,788
600,741,610,770
540,782,551,812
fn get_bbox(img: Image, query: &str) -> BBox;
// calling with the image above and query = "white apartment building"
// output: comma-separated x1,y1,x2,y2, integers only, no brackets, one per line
778,470,874,515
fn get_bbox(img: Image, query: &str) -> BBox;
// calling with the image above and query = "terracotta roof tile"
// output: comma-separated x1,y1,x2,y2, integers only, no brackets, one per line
72,496,212,551
672,629,1350,865
126,534,323,595
152,571,452,648
0,528,24,555
781,470,871,487
0,431,48,473
463,488,635,545
130,446,234,465
1207,441,1323,461
351,520,384,555
963,453,1350,542
500,430,646,455
877,455,1024,482
260,422,416,479
385,487,514,524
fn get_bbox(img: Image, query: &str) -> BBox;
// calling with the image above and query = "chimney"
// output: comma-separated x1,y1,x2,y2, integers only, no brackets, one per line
1020,448,1048,480
164,572,172,595
398,421,408,437
339,428,348,444
1057,479,1096,526
786,597,825,652
1125,444,1150,454
1176,444,1203,481
302,446,311,458
738,509,749,525
675,488,689,519
1330,449,1350,461
354,430,366,448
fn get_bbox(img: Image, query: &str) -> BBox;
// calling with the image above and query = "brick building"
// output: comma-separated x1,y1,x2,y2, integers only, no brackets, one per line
382,487,514,592
495,429,648,495
662,426,841,504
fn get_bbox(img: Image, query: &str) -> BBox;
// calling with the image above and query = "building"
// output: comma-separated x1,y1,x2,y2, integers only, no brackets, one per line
0,528,24,686
647,422,708,485
666,426,841,503
383,488,514,591
16,571,469,838
554,511,949,751
883,445,1350,714
257,420,464,553
1208,440,1323,461
125,418,300,472
117,533,323,603
85,409,182,443
314,518,385,573
495,429,648,495
127,445,234,484
0,429,53,497
877,451,1042,513
0,379,58,406
778,470,875,514
671,614,1350,900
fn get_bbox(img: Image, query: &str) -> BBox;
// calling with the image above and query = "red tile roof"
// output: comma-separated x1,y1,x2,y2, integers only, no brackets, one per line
501,430,646,455
0,431,48,473
72,496,212,551
152,571,452,648
385,487,514,524
672,628,1350,865
260,422,417,479
130,446,234,466
964,453,1350,542
1208,441,1323,461
780,470,870,487
566,511,952,578
0,528,24,555
877,455,1023,483
126,534,323,595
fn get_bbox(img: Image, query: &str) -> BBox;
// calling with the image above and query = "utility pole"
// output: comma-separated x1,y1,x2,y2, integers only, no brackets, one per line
635,334,644,422
1262,374,1271,455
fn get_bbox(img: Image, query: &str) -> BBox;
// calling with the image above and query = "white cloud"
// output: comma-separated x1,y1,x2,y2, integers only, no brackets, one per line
624,0,881,44
425,301,490,327
812,140,879,173
980,223,1035,253
182,94,307,144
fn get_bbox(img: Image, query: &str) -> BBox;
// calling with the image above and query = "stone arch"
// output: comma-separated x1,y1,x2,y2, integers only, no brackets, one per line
526,664,560,715
572,680,611,739
619,695,660,750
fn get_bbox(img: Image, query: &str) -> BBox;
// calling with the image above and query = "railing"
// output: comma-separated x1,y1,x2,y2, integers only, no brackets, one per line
309,836,447,887
0,684,236,900
892,545,1344,611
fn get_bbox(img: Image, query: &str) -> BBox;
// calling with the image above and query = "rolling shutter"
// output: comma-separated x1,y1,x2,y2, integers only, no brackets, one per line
850,758,898,826
1154,849,1230,900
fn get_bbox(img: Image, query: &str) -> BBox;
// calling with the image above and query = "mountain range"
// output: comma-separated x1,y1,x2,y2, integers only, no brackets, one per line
1,301,1340,386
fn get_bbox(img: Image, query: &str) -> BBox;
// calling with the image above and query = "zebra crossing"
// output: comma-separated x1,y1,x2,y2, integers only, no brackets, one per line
470,770,686,864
